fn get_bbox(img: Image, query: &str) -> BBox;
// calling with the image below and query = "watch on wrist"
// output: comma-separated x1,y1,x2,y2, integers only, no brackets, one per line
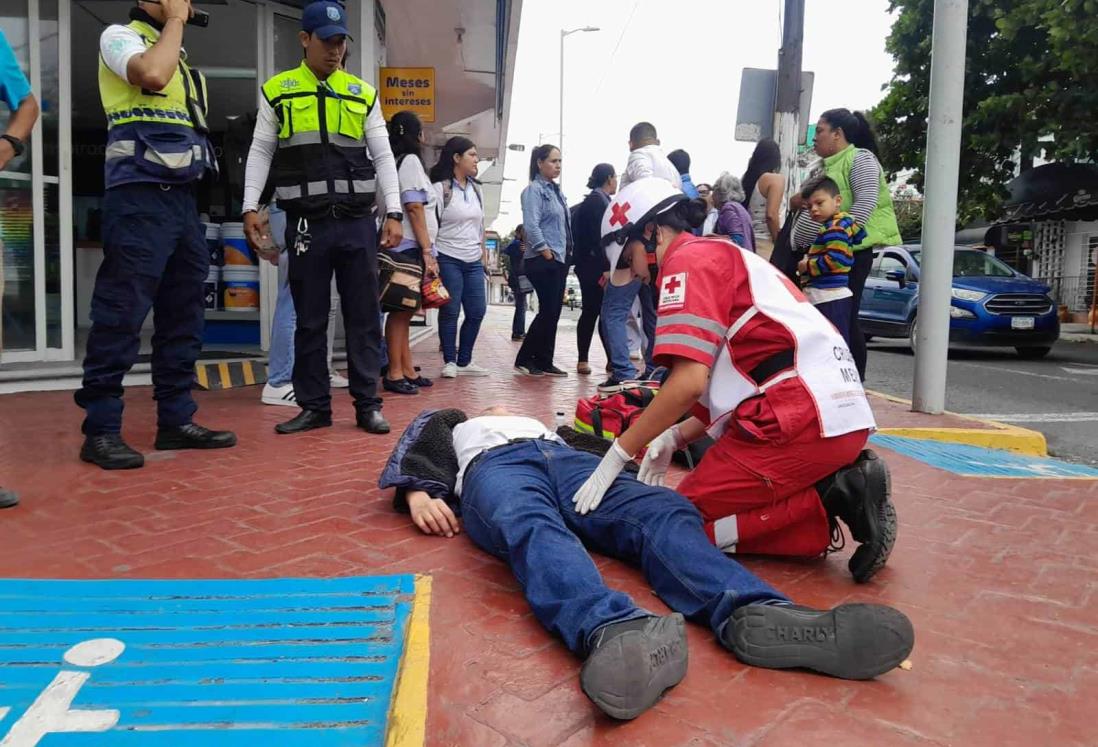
385,211,404,223
1,134,25,157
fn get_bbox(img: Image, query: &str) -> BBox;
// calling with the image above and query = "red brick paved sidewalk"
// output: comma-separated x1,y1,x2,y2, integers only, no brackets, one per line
1,307,1094,745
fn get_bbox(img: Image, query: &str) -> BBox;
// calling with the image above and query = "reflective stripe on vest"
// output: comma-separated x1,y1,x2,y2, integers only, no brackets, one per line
275,179,377,201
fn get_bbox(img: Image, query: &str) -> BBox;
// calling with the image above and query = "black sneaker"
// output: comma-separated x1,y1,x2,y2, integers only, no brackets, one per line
0,487,19,509
80,433,144,470
514,364,544,377
581,614,687,720
722,603,914,680
818,449,896,583
542,365,568,377
597,378,626,394
155,423,238,450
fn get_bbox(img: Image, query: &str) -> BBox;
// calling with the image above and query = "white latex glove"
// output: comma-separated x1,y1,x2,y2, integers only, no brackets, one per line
573,440,633,515
637,425,686,487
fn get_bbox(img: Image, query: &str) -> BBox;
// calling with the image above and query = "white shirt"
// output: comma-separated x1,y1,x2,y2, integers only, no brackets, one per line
452,416,562,495
100,25,147,81
242,89,399,213
433,179,485,263
702,208,719,236
619,144,682,190
376,153,439,252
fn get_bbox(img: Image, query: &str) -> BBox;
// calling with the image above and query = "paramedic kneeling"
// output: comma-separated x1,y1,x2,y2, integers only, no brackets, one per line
572,177,897,583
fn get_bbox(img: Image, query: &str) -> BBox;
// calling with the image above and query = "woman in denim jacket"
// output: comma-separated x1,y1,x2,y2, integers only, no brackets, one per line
514,144,572,377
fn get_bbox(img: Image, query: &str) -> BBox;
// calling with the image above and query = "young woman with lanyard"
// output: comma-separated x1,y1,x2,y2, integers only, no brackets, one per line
571,178,897,584
430,136,490,379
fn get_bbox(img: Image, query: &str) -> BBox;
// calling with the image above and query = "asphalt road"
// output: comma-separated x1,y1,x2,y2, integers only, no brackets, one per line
863,338,1098,466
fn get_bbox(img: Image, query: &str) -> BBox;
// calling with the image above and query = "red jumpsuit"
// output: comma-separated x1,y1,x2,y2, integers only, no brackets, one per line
652,234,871,558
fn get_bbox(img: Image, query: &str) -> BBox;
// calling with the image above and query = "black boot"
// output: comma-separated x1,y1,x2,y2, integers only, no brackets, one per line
580,614,687,720
818,449,897,583
275,410,332,435
80,434,144,470
1,487,20,509
356,409,390,434
722,602,914,680
155,423,237,450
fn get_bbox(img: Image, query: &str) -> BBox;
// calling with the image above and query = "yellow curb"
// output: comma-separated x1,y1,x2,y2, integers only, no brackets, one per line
386,574,431,747
194,359,267,391
867,389,1048,457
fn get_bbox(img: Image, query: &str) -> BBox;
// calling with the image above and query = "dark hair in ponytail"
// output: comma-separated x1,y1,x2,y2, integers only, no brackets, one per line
388,111,422,163
586,163,615,190
653,198,708,233
529,144,559,182
820,108,880,156
429,136,476,183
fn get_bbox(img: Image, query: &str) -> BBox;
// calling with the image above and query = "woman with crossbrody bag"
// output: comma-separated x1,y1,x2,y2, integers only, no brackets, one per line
429,136,490,378
377,111,439,395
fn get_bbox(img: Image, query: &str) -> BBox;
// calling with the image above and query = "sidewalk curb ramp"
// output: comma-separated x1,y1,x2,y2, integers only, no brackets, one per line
867,389,1048,457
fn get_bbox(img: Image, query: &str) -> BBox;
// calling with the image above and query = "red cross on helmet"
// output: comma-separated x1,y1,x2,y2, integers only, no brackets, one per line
600,177,686,272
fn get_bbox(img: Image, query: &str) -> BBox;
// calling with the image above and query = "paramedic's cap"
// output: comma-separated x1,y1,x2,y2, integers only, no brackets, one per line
302,1,352,41
600,177,686,272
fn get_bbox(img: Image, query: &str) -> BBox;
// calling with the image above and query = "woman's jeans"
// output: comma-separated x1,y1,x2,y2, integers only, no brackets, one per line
515,256,567,370
268,247,339,387
848,250,873,380
460,440,788,655
601,278,642,381
509,282,527,338
576,267,609,364
437,254,487,366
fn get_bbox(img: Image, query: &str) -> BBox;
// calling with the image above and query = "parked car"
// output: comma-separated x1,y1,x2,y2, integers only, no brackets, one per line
858,245,1060,358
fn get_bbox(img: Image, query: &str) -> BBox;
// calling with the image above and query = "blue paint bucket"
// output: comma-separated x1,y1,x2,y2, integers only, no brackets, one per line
222,222,256,266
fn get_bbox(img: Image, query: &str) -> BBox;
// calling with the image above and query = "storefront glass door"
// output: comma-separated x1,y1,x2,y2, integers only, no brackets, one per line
0,0,71,363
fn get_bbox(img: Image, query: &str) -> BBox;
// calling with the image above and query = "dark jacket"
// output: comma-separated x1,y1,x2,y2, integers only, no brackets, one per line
377,409,632,515
571,189,612,277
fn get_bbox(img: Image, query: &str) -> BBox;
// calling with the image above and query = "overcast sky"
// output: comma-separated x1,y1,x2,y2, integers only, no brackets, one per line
491,0,898,231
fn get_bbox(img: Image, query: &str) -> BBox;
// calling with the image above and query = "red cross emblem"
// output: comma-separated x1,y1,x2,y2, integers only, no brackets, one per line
663,275,682,295
609,201,631,227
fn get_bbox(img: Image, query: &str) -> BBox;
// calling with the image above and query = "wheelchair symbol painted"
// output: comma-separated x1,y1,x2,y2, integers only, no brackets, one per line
0,638,124,746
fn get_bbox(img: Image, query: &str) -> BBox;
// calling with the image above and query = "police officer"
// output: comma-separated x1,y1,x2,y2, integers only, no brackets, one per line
76,0,236,470
242,1,401,436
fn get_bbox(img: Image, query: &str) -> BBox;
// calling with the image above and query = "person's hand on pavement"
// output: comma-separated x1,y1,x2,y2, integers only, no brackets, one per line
407,490,461,537
573,440,633,515
637,425,685,487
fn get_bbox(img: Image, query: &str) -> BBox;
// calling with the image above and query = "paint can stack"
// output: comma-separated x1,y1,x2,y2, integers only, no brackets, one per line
221,222,259,312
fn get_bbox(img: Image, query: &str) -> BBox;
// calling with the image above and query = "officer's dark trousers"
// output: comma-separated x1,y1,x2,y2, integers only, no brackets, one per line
76,183,206,435
286,214,382,415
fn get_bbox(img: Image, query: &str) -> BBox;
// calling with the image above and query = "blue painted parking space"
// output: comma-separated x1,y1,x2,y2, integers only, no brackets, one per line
0,576,415,746
871,435,1098,478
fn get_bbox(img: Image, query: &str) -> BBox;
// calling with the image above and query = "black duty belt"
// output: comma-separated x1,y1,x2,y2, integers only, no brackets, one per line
748,349,795,386
464,436,555,480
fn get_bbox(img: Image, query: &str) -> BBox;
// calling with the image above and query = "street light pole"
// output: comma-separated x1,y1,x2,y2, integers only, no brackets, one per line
559,26,599,195
912,0,969,413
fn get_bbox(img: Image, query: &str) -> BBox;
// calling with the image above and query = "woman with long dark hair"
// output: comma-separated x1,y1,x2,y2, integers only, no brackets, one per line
571,163,617,374
791,108,901,380
430,136,489,378
514,144,571,377
741,138,784,258
377,111,439,395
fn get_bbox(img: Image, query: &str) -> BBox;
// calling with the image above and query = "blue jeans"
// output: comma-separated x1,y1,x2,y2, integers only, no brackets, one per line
460,440,787,655
437,254,487,366
601,279,641,381
268,245,339,387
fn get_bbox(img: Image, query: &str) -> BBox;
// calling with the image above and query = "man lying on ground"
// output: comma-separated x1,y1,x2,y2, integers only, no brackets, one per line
379,406,915,721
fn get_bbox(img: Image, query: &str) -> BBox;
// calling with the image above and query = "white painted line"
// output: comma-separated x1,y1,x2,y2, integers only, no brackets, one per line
952,361,1080,383
1060,366,1098,375
965,412,1098,423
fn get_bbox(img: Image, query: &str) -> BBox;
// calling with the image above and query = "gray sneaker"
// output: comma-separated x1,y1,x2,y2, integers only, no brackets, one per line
580,614,687,720
722,603,914,680
0,488,18,509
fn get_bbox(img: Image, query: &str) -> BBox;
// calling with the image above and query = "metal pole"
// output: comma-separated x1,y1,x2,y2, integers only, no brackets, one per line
912,0,969,413
774,0,805,208
559,29,565,190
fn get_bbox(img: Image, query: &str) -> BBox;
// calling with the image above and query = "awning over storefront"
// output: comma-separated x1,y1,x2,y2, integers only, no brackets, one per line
1001,162,1098,222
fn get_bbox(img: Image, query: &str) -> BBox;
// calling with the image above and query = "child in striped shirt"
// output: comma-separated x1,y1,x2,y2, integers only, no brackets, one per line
797,177,866,350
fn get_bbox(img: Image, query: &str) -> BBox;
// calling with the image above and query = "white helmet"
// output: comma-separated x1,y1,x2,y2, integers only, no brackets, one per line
600,177,687,272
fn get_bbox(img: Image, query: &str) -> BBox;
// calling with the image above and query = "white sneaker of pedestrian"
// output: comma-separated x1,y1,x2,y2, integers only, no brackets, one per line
456,363,489,377
262,382,298,407
441,362,458,378
330,371,350,388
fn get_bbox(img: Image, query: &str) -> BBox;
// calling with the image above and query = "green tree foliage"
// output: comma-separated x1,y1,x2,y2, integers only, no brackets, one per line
872,0,1098,225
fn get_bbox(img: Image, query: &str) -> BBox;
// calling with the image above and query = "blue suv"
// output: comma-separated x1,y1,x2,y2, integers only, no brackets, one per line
858,245,1060,359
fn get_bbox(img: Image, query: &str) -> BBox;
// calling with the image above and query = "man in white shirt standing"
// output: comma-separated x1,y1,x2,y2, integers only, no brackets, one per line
241,1,402,436
601,122,681,390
